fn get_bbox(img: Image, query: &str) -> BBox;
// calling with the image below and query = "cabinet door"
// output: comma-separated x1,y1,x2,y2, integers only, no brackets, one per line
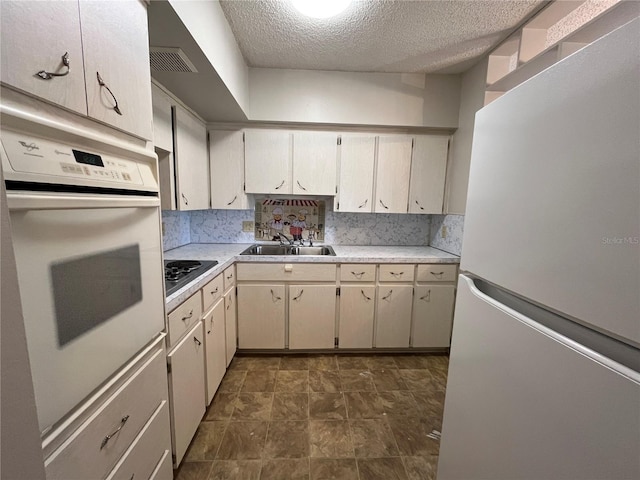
174,105,209,210
224,290,237,366
292,132,338,195
1,1,86,115
408,135,449,214
167,322,205,467
375,285,413,348
79,0,153,139
412,285,455,348
237,284,285,349
374,136,413,213
339,286,375,348
244,130,292,194
289,285,336,349
203,300,227,405
151,84,174,152
336,134,376,212
210,130,249,209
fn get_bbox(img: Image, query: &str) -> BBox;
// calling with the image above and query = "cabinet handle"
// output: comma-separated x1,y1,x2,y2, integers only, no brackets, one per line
226,302,230,310
181,193,189,205
292,289,304,301
390,271,404,278
382,289,393,301
361,289,371,301
208,317,214,333
430,271,445,279
415,200,425,211
275,180,285,190
194,336,202,346
96,72,122,115
358,199,368,209
227,195,237,206
270,289,281,302
420,290,431,302
36,51,70,80
296,180,307,191
379,199,389,209
181,309,194,322
100,415,130,449
226,273,234,280
351,271,365,279
210,287,219,295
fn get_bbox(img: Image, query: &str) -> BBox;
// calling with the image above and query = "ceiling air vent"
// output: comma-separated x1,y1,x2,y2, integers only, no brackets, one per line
149,47,198,73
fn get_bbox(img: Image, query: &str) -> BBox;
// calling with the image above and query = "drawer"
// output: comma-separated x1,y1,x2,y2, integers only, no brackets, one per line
167,291,202,348
105,401,171,480
202,274,224,312
416,264,458,282
236,263,336,282
223,265,236,291
379,264,415,282
340,264,376,282
45,349,168,480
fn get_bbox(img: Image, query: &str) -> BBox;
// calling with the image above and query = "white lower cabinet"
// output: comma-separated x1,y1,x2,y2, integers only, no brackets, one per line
412,285,456,347
167,321,205,467
375,285,414,348
289,284,336,349
339,285,376,348
237,284,286,349
224,290,237,366
203,299,227,405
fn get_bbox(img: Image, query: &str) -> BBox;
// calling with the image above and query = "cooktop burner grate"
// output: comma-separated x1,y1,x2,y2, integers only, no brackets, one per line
164,259,218,296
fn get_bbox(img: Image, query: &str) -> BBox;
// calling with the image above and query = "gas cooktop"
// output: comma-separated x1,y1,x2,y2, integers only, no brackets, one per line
164,259,218,297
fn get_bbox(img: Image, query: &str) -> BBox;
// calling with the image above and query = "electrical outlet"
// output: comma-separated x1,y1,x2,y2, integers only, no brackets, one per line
442,225,448,239
242,221,255,232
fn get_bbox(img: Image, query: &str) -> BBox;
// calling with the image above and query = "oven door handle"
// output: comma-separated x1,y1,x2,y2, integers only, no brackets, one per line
6,192,160,210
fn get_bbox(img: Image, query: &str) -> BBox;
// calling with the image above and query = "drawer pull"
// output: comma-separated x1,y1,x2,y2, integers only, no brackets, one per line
270,289,282,302
382,290,393,301
226,273,234,280
36,51,70,80
430,271,445,279
182,309,194,322
420,290,431,302
100,415,129,450
358,199,368,209
361,289,372,301
210,287,219,295
292,289,304,301
194,336,202,346
351,271,365,279
390,271,404,278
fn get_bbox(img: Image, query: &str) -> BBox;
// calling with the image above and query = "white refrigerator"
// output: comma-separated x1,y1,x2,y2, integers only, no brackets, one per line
438,18,640,480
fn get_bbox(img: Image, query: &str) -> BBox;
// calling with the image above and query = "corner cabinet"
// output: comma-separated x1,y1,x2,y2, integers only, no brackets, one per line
174,105,209,210
209,130,250,210
408,135,449,214
1,0,153,140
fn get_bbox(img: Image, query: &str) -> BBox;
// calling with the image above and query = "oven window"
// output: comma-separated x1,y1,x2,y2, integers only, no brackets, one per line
51,244,142,347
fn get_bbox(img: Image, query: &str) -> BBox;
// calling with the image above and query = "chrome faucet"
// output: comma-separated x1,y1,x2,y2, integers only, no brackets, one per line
276,232,293,245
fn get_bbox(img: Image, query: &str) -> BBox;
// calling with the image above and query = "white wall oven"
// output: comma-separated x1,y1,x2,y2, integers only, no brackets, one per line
1,108,165,436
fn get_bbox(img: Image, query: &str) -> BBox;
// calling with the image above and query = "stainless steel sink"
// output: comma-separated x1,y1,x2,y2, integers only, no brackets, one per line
240,244,336,256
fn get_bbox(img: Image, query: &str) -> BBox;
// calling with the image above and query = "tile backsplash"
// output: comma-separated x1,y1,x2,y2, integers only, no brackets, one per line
162,208,465,254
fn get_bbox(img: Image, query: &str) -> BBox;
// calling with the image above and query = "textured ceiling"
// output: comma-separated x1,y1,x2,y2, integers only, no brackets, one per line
219,0,546,74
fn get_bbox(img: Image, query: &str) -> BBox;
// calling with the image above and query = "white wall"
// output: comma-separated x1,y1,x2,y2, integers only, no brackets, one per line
169,0,249,114
249,68,461,128
445,58,488,213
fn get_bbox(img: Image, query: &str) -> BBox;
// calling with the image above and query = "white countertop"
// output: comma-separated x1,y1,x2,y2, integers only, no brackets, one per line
164,243,459,311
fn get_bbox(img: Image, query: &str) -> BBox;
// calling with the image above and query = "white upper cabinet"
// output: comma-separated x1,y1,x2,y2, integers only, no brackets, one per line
408,135,449,214
244,129,292,194
292,132,338,195
151,84,174,152
1,1,86,115
79,0,153,140
209,130,250,210
174,105,209,210
374,135,413,213
336,134,376,212
1,0,153,140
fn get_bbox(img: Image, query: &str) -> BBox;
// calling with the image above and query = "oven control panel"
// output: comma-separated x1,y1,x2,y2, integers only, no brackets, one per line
1,128,157,191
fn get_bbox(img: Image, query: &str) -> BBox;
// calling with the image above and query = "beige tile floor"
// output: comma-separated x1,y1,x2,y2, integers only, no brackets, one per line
175,353,448,480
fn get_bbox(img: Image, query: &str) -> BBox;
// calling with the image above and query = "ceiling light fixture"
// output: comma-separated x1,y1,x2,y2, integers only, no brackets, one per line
290,0,352,19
